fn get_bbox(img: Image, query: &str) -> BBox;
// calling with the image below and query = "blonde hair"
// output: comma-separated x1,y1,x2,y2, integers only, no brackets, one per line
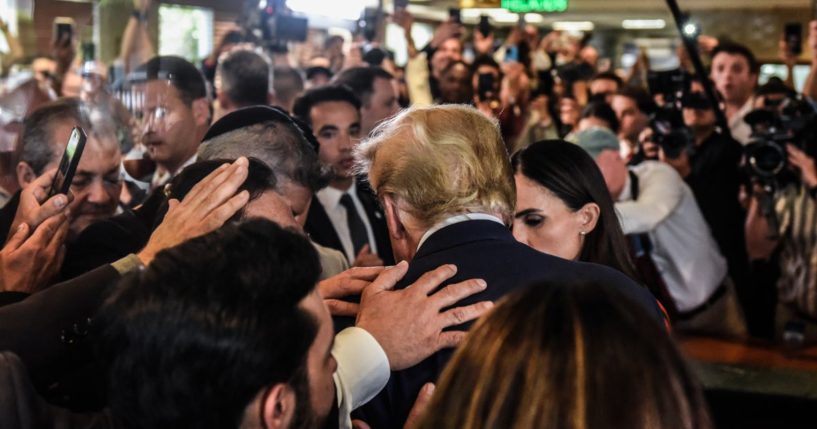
354,104,515,228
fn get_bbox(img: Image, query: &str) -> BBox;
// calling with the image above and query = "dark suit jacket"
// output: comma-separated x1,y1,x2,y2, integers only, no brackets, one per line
352,220,662,428
305,181,394,265
0,352,118,429
0,264,122,410
0,190,20,246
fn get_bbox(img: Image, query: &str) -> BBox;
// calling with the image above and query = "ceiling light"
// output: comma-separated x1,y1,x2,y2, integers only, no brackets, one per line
622,19,666,30
553,21,594,32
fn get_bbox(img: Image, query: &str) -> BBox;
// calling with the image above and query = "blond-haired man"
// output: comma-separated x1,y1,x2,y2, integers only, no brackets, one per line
352,104,663,428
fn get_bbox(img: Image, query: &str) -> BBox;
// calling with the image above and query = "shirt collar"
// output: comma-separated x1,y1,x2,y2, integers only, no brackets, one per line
416,213,504,251
316,182,358,210
151,154,197,189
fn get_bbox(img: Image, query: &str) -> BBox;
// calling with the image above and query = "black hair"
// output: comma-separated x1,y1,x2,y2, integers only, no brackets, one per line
590,71,623,88
711,41,759,75
332,67,394,107
292,84,361,126
580,101,620,133
152,158,277,228
99,219,320,429
471,54,501,76
615,85,658,116
132,56,208,106
512,140,639,282
217,50,270,107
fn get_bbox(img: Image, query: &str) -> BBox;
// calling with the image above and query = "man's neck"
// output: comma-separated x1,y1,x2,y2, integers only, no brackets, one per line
330,177,354,192
725,96,751,120
160,152,196,178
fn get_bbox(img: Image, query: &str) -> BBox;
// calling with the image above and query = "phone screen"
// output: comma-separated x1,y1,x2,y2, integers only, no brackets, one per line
505,45,520,63
49,127,87,197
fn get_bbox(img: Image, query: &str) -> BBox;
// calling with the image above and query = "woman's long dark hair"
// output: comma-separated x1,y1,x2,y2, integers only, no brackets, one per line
511,139,639,282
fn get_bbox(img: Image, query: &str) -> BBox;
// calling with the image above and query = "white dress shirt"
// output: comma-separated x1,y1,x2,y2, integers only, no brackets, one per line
316,182,379,263
332,327,390,429
616,161,727,312
729,97,754,145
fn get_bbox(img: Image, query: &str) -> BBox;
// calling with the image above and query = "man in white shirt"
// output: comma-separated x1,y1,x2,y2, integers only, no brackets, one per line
294,85,393,267
132,56,210,189
710,42,758,145
576,127,747,337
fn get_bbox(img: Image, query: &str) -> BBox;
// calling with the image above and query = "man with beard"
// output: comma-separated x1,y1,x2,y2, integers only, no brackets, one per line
0,98,121,244
294,86,393,267
131,55,210,189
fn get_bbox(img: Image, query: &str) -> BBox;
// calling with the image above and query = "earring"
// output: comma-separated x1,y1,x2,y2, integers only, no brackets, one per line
579,231,587,236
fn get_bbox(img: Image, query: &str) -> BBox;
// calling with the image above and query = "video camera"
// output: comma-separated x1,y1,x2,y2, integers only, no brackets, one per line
245,0,308,53
646,69,696,159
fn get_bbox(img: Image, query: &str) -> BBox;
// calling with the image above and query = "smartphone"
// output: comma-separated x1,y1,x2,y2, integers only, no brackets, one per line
785,22,803,56
505,45,519,63
49,127,87,197
449,8,461,24
395,0,409,9
477,73,495,102
478,15,492,37
53,17,74,43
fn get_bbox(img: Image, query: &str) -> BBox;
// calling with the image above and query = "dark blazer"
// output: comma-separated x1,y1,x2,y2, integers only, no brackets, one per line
305,181,394,266
0,264,122,410
0,190,20,246
0,352,118,429
352,220,662,428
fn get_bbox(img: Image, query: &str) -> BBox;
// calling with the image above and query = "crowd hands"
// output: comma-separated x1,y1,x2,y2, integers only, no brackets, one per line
2,4,817,429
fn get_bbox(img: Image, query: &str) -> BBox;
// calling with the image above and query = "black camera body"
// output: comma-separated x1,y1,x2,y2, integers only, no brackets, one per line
743,96,817,183
647,69,694,159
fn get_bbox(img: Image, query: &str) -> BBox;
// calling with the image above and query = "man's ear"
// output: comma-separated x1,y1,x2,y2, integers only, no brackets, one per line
577,202,601,235
192,98,211,128
16,161,36,188
381,194,406,242
261,384,296,429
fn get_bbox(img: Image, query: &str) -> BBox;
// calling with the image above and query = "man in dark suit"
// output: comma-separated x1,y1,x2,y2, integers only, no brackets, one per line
293,85,394,267
351,104,664,428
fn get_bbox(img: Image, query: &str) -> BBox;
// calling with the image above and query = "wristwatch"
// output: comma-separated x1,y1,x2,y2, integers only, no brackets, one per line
131,10,148,23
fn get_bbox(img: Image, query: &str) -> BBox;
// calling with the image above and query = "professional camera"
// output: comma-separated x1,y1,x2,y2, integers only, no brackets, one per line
646,69,694,159
243,0,308,53
743,95,817,182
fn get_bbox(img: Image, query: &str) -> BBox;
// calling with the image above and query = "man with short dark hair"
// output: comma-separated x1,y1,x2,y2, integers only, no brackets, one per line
215,49,272,116
131,55,210,189
611,85,656,164
589,71,623,102
710,41,759,144
273,66,305,113
332,67,399,137
294,86,393,267
101,219,333,429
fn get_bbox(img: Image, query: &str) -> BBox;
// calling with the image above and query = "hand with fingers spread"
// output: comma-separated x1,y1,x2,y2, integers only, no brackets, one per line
352,244,384,268
137,157,251,265
319,265,384,316
9,169,72,242
356,261,494,370
1,196,70,293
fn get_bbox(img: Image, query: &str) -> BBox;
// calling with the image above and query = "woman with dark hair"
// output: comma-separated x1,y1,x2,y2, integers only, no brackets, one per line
511,139,637,280
416,280,712,429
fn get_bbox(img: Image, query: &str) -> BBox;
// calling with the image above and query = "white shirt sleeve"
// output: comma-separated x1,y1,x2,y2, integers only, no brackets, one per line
616,162,686,235
406,53,433,106
332,327,391,429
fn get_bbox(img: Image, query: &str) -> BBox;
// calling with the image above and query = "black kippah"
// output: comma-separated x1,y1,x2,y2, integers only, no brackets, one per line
201,105,320,154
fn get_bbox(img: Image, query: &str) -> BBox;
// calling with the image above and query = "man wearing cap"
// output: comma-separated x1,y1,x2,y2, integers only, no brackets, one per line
576,126,747,338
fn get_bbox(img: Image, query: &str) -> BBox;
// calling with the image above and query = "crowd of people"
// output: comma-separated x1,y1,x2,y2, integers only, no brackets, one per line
2,1,817,428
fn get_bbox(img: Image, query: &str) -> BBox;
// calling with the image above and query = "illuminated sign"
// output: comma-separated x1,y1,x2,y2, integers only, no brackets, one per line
500,0,568,13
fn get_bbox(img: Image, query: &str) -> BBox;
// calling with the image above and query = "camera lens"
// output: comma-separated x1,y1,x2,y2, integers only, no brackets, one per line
749,142,786,177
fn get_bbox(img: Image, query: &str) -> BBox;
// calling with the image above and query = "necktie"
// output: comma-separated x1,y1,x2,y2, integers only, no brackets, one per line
339,193,368,255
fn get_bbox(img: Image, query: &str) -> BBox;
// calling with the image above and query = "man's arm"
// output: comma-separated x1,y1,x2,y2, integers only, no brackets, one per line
616,163,686,235
120,0,155,75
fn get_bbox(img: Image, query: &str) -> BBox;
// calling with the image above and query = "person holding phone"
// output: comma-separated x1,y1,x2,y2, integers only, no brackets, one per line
0,98,122,244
